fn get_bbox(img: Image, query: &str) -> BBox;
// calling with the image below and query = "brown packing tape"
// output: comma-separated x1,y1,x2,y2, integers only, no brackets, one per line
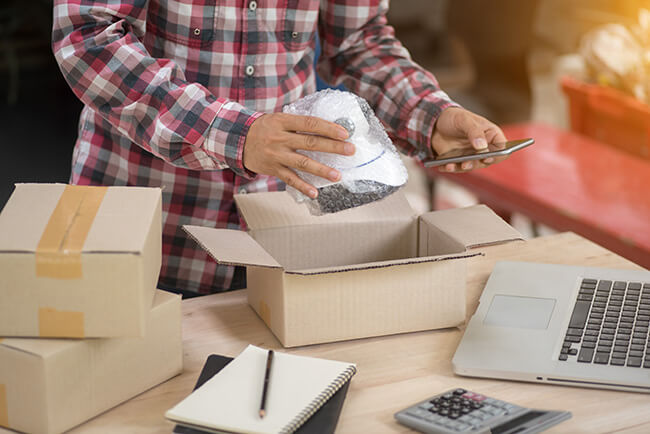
39,307,85,338
36,185,107,279
0,384,7,428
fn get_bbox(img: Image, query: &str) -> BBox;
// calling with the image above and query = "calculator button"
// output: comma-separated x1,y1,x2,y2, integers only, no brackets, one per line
406,408,430,419
421,412,441,422
492,408,507,417
503,403,520,412
474,411,492,421
453,388,467,395
449,421,466,431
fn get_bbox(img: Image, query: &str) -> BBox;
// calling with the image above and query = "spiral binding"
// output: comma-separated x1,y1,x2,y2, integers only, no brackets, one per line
280,365,357,434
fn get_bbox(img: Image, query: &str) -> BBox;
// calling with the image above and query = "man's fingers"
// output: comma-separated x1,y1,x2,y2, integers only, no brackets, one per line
455,115,488,150
487,124,508,147
277,167,318,198
289,153,341,182
461,161,474,171
293,132,355,156
281,114,349,141
439,159,492,173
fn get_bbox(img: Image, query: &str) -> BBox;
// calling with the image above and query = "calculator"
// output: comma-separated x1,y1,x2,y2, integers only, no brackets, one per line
394,388,571,434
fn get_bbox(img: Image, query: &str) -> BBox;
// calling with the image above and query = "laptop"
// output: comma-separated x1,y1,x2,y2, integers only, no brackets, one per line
453,261,650,393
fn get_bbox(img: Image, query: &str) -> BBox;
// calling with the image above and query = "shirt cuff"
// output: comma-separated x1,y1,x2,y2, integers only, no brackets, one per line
203,100,265,178
406,90,459,160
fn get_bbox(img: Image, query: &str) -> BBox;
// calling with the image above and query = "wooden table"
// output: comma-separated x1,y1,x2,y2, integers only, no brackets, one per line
432,123,650,269
63,233,650,433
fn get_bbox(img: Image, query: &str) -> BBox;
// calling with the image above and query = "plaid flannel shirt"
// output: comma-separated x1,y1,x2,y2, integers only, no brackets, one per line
52,0,456,294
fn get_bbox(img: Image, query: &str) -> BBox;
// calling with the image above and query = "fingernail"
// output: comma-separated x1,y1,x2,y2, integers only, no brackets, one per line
484,157,494,163
308,188,318,198
344,143,355,154
473,138,488,149
338,128,349,140
462,162,473,170
329,170,340,181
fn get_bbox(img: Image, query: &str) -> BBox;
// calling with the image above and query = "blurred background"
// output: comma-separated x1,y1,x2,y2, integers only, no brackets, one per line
1,0,649,265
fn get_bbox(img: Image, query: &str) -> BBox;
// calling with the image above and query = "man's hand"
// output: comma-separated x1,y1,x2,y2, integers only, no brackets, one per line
243,113,354,198
431,107,507,172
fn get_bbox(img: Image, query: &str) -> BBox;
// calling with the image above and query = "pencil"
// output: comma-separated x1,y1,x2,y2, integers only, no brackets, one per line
259,349,274,418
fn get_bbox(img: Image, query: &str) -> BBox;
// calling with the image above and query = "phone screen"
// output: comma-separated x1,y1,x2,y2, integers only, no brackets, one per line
424,138,534,167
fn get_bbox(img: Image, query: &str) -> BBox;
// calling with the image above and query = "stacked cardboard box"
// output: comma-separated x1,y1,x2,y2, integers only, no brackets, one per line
0,184,183,434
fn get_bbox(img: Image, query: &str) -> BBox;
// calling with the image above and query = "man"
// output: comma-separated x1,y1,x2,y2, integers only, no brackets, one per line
52,0,506,296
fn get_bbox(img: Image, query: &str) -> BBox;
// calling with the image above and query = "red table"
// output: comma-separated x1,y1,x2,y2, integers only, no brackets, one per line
432,123,650,269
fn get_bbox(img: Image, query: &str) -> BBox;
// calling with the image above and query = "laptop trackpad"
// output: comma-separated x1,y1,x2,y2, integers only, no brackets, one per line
484,295,556,330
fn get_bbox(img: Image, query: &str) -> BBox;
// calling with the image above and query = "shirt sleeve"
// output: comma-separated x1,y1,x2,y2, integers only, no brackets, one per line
52,0,259,176
317,0,459,160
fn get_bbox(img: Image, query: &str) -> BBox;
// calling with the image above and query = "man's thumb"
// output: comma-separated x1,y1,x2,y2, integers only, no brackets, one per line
460,117,488,150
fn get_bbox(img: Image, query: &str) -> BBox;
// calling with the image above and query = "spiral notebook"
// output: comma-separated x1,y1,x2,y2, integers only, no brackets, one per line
165,345,357,434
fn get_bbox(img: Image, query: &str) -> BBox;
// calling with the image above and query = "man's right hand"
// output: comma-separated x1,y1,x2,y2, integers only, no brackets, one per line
243,113,355,199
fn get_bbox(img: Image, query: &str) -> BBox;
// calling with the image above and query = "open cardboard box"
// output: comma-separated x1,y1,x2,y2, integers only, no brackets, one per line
185,191,522,347
0,184,162,338
0,290,183,434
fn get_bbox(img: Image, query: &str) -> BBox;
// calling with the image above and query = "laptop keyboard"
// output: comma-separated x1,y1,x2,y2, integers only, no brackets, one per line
560,279,650,367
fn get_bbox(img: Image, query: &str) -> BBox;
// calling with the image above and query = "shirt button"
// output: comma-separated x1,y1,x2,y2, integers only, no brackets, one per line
291,31,299,39
245,65,255,76
193,28,201,36
248,1,257,11
238,188,248,194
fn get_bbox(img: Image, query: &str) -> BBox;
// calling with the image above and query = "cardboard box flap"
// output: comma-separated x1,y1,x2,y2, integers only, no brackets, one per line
285,251,482,275
83,186,161,253
184,226,282,269
0,338,76,358
234,190,416,231
420,204,523,249
0,183,161,254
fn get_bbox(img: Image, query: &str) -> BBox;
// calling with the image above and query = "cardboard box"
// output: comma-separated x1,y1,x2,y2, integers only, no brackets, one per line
185,191,522,347
0,290,182,434
0,183,162,338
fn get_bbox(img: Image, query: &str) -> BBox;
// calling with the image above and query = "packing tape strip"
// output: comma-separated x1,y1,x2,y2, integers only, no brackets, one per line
0,384,7,428
38,307,85,338
36,185,107,279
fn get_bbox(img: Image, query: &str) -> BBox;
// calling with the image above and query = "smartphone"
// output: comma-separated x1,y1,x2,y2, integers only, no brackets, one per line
423,138,534,167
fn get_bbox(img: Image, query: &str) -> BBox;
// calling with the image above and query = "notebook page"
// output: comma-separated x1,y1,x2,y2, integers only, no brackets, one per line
165,345,356,434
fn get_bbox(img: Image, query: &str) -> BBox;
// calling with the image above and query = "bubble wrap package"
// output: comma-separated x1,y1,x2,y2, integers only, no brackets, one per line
283,89,408,215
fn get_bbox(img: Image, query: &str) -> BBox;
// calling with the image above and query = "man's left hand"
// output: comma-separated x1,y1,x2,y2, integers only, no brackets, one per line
431,107,507,172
